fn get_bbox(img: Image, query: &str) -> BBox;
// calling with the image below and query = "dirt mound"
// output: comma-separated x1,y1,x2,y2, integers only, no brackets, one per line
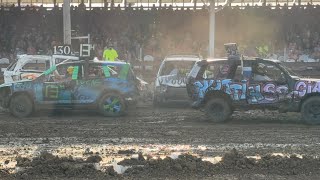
118,152,146,166
256,154,320,175
5,149,320,179
118,149,136,155
124,154,215,178
86,155,102,163
219,148,255,169
123,149,320,178
0,169,12,180
14,151,109,179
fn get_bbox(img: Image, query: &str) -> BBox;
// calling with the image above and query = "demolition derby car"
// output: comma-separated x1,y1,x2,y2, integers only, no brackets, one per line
153,55,200,105
0,60,144,118
3,54,79,84
186,56,320,124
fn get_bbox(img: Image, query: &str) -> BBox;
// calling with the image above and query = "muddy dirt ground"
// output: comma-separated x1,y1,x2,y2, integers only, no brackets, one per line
0,102,320,179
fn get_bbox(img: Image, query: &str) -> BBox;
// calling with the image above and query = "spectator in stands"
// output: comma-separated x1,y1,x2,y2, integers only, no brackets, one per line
1,2,320,65
27,43,36,55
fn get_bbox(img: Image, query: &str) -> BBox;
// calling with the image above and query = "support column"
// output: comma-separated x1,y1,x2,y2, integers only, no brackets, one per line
63,0,72,44
208,0,215,58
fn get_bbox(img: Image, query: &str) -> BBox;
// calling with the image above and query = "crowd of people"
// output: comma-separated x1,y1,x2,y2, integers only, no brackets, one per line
1,3,320,63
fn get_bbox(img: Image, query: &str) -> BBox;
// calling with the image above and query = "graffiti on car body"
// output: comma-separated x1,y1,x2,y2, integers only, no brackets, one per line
193,79,320,104
158,76,187,86
294,81,320,97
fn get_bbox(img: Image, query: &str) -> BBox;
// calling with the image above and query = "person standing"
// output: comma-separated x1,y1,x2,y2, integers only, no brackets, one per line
103,44,119,61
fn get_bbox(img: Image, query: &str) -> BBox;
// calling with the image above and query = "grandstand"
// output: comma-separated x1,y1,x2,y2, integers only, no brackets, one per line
1,0,320,81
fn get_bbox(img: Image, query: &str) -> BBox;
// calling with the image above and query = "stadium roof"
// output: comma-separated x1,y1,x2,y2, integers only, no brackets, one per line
0,0,319,8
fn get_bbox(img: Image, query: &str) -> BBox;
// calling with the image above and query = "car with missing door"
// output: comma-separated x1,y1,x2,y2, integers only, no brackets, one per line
153,55,201,105
186,57,320,124
0,60,144,118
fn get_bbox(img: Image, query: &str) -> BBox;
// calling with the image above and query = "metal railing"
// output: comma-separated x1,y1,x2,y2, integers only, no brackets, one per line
1,0,319,9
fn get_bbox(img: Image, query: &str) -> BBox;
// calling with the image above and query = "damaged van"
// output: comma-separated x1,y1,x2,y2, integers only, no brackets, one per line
153,55,200,105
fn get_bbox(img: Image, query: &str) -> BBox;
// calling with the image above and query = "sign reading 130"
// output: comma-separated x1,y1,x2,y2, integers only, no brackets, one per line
53,45,71,55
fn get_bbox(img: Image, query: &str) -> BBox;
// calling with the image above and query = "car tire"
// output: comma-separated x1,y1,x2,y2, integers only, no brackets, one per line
205,97,232,123
98,93,126,117
301,96,320,125
9,94,34,118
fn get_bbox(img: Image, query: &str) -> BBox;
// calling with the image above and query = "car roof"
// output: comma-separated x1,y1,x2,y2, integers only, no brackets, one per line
17,54,52,60
203,57,281,63
164,54,201,61
206,58,228,62
262,58,281,63
17,54,80,61
60,60,130,66
52,54,79,60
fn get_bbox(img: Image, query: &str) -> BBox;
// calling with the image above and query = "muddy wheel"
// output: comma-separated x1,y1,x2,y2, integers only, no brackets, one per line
9,94,33,118
301,96,320,125
205,98,232,123
99,93,126,117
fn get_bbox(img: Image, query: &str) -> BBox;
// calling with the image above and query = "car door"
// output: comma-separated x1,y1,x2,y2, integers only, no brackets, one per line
72,63,105,104
247,60,289,104
20,59,50,81
37,64,81,105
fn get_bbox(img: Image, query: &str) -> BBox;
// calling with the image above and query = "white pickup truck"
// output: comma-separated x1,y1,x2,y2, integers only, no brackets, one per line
3,54,79,84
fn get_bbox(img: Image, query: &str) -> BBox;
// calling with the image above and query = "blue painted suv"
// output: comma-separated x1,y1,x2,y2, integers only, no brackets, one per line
0,60,143,118
187,58,320,124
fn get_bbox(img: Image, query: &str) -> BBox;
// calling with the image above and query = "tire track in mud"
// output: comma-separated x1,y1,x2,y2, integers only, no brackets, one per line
1,106,320,179
0,107,320,156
